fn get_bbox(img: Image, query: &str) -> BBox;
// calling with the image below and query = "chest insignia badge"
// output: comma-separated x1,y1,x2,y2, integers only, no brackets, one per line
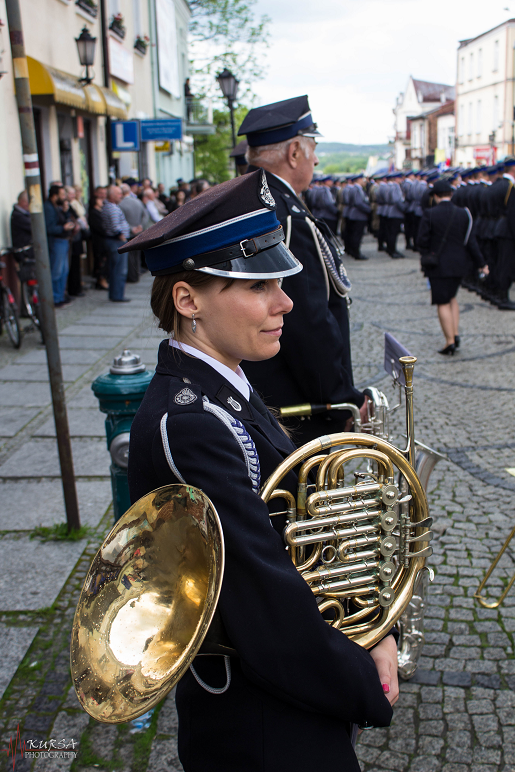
259,170,276,209
227,396,242,411
174,387,197,405
291,205,301,213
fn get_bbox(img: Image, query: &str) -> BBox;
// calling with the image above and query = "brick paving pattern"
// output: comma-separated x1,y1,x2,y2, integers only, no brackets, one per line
0,237,513,771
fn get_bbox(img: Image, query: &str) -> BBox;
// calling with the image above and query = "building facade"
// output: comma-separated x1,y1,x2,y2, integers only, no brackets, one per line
455,19,515,167
393,76,455,169
0,0,203,249
409,101,455,170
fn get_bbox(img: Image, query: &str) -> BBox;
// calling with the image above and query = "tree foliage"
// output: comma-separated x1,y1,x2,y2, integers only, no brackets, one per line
194,105,249,184
189,0,270,99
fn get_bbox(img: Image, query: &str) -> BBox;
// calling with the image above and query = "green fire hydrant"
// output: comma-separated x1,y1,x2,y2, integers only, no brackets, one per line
92,349,153,522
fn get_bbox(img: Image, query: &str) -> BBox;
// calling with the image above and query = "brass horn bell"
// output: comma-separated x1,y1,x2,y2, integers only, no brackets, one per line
70,485,223,723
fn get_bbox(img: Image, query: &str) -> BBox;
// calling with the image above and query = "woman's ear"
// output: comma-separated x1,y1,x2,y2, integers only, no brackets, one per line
172,282,199,320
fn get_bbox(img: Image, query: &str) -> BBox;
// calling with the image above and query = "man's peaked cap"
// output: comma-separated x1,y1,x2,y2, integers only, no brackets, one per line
238,95,321,147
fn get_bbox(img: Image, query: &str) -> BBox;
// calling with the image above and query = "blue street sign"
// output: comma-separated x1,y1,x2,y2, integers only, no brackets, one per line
111,121,140,152
140,119,182,142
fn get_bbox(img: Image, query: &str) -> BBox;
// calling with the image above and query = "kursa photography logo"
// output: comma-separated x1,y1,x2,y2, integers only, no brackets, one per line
2,725,78,769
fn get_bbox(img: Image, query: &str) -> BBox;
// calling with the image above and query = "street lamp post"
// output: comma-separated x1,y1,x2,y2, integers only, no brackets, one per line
75,26,97,85
217,68,239,174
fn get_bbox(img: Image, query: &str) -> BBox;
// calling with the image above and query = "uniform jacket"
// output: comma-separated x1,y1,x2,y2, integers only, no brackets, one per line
242,169,364,445
346,184,371,221
128,343,393,772
412,180,427,217
492,176,515,240
417,200,485,278
310,185,338,222
375,182,389,216
386,182,406,219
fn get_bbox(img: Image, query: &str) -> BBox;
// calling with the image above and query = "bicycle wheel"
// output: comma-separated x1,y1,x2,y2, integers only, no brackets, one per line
21,282,40,328
2,288,22,349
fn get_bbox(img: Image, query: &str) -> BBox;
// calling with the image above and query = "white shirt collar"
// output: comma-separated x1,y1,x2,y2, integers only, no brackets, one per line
504,173,515,184
169,338,251,401
271,173,298,198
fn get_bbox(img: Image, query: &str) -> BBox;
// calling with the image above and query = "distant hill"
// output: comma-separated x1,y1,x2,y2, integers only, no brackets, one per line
317,142,390,156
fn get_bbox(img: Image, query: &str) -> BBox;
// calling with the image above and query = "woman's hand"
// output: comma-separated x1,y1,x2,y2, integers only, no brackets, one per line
369,634,399,707
481,265,490,276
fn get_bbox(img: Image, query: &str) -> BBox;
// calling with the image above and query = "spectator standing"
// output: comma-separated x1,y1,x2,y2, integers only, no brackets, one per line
102,185,131,302
10,190,32,250
157,183,174,213
142,187,163,223
119,183,149,282
66,186,87,297
89,188,109,290
43,185,75,307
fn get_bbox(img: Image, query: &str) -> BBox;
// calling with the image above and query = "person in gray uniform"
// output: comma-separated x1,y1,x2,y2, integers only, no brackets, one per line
385,173,406,258
375,174,389,252
345,173,371,260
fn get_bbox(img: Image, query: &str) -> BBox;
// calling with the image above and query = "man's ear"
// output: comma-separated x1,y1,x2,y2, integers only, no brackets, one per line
287,139,302,169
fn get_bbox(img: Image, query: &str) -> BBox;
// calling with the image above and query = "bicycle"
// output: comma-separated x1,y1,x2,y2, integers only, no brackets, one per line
0,250,22,349
12,245,44,344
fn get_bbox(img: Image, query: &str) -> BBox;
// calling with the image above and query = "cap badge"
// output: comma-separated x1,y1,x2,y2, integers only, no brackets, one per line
227,395,242,411
174,387,197,405
259,171,276,209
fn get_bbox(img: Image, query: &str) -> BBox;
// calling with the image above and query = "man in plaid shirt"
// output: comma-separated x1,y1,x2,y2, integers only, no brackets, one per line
102,185,132,302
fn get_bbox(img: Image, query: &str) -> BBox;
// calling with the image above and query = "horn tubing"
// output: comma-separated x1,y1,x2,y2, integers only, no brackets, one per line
399,356,417,469
261,432,429,649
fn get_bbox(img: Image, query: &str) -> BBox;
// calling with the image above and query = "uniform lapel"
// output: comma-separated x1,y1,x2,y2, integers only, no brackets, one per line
155,341,295,456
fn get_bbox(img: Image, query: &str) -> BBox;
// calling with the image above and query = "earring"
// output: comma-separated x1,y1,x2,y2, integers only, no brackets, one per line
191,313,197,333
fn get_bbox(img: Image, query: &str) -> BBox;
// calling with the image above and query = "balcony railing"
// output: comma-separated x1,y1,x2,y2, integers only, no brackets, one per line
185,97,215,135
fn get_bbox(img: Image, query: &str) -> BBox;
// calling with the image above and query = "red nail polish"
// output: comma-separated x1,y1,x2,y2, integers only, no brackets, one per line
382,683,390,693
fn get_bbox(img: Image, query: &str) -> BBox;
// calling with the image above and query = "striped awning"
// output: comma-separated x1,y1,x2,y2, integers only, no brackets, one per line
28,57,127,119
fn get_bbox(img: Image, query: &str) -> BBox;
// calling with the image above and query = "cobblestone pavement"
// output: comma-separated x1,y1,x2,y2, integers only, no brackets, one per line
0,236,514,772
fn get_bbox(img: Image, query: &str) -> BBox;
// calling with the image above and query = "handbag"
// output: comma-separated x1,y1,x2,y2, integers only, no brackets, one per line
420,207,457,269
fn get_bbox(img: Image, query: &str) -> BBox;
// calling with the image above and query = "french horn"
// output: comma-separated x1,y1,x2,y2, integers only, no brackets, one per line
71,356,434,722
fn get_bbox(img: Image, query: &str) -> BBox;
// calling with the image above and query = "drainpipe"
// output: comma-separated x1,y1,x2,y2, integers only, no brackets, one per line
99,0,113,180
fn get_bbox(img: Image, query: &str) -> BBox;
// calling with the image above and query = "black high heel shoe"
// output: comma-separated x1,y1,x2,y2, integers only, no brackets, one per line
454,335,460,349
438,343,456,356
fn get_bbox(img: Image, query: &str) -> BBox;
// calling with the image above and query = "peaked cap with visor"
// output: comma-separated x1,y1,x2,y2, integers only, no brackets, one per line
119,169,302,280
238,95,322,147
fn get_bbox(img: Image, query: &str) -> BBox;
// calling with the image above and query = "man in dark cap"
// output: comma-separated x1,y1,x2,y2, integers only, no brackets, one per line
237,95,367,445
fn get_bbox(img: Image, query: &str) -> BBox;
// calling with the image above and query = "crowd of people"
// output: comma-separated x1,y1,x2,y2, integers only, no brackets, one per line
306,162,515,316
9,176,211,307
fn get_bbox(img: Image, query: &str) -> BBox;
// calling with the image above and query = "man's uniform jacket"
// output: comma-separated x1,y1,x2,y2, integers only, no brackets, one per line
128,342,392,772
242,169,364,446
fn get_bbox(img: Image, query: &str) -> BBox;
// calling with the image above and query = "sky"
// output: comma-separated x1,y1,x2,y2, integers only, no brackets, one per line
244,0,515,144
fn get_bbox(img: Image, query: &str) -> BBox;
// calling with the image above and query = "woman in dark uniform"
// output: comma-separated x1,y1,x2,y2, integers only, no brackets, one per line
417,179,488,355
123,170,398,772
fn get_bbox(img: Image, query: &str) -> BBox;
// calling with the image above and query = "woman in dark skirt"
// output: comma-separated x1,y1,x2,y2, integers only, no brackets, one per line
123,170,398,772
417,179,488,355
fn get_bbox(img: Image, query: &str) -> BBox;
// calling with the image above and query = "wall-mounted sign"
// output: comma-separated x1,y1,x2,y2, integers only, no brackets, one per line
140,119,182,142
109,37,134,85
156,0,180,98
111,121,140,152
